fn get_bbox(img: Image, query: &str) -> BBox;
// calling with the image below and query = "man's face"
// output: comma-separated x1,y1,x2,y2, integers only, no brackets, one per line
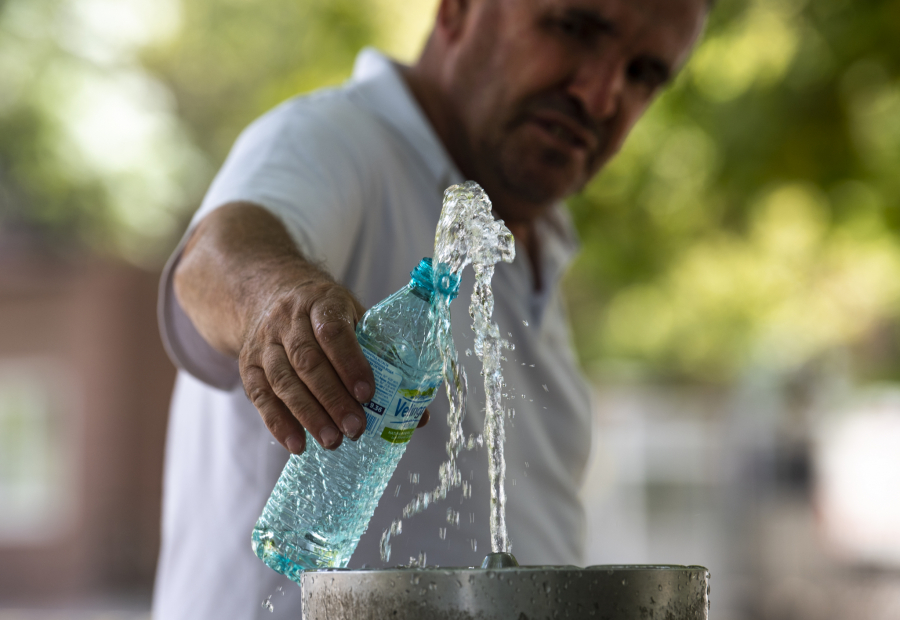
441,0,707,222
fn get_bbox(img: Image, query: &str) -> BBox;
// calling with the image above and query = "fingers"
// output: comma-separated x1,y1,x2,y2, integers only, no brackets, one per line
241,362,308,454
308,294,375,403
239,280,379,453
263,343,346,450
284,314,367,442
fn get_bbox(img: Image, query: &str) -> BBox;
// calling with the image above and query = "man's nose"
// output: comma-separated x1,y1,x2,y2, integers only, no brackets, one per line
566,55,626,121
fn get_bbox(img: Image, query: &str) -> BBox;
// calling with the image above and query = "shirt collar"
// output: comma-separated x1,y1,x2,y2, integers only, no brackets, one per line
348,48,461,191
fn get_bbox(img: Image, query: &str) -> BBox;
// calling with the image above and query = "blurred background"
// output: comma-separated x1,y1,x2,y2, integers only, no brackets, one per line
1,0,899,618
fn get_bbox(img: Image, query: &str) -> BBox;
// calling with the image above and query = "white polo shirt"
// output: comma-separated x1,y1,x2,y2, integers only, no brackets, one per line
154,48,592,620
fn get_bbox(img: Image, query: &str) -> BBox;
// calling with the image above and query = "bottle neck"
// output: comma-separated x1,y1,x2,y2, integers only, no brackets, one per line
409,257,460,303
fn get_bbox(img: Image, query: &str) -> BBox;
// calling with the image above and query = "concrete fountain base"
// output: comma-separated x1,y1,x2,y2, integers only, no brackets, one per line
300,556,710,620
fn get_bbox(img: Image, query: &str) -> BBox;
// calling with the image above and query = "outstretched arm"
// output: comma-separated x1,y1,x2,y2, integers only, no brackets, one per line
173,201,375,455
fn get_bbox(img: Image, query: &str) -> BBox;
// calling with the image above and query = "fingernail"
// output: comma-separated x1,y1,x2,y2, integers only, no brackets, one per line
321,426,340,448
342,414,363,437
354,381,373,402
285,435,304,455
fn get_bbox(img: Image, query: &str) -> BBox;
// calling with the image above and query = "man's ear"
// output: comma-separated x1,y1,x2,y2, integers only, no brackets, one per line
436,0,472,42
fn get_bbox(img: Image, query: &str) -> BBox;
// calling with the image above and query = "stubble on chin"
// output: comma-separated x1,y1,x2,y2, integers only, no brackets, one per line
494,141,592,208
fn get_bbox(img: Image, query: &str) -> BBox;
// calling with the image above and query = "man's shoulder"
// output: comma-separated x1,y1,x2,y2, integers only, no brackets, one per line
243,84,391,155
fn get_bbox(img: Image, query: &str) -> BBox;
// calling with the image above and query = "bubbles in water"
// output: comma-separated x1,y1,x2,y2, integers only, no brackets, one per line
261,596,274,612
439,527,447,540
409,472,419,485
542,384,549,392
522,320,529,326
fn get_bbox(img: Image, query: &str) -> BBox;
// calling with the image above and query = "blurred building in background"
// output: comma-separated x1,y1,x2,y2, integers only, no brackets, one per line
582,377,900,620
0,236,172,615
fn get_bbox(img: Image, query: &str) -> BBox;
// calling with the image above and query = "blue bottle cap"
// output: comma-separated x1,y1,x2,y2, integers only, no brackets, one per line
411,257,460,300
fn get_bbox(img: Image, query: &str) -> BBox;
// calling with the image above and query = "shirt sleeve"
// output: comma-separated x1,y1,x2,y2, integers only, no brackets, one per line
158,94,368,390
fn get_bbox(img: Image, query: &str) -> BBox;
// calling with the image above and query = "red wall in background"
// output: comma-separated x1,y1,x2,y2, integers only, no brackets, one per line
0,248,175,603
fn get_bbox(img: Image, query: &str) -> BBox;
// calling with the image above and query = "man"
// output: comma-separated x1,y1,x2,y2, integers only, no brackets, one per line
154,0,708,617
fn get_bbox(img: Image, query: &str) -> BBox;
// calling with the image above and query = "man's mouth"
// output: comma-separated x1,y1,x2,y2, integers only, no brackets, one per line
530,114,595,152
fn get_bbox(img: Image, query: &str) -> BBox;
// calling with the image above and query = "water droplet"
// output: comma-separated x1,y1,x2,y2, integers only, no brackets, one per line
522,320,529,326
261,597,274,612
542,384,549,392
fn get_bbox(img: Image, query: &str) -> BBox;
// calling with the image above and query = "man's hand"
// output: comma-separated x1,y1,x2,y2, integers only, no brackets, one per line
237,276,374,454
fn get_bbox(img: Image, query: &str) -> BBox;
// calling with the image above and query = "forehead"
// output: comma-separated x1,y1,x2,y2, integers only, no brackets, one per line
514,0,707,66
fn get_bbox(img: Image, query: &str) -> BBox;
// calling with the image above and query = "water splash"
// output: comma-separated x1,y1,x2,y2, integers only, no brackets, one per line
379,181,515,560
261,596,274,612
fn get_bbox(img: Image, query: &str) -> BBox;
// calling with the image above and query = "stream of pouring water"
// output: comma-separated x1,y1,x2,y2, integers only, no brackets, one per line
380,181,515,562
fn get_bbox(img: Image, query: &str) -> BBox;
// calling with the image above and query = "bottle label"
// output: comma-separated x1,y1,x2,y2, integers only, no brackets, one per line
360,347,440,444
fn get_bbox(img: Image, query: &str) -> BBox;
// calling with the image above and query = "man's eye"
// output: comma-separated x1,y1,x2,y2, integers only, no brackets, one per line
626,58,669,90
553,18,595,43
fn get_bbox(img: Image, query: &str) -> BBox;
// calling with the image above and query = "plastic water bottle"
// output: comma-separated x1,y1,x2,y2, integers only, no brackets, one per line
251,257,460,581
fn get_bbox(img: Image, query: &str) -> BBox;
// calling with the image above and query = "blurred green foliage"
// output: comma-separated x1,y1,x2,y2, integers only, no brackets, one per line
141,0,377,164
0,0,113,251
2,0,899,382
566,0,900,382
